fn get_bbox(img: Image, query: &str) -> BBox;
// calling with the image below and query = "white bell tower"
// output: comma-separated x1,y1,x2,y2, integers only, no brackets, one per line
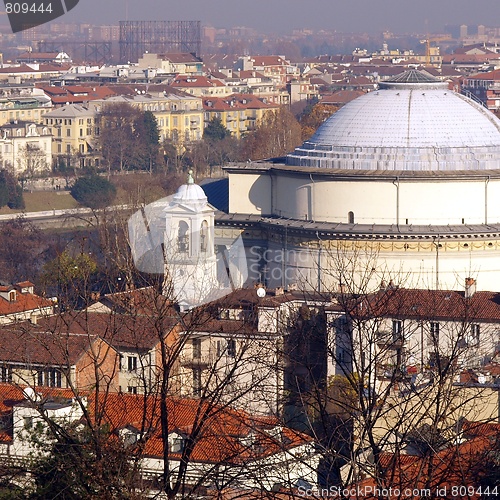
163,171,217,310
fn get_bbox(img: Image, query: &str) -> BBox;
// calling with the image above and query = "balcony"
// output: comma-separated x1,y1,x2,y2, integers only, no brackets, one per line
375,331,403,349
179,354,211,368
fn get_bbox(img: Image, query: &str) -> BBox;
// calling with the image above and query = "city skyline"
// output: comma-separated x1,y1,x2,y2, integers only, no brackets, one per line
58,0,500,35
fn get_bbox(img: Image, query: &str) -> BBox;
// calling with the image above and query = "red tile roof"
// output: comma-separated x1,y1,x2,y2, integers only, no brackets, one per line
353,431,498,499
172,75,226,88
250,56,288,67
36,309,179,351
0,322,104,366
202,94,277,111
351,287,500,323
94,392,312,463
321,90,365,104
466,69,500,81
0,385,313,463
0,291,53,316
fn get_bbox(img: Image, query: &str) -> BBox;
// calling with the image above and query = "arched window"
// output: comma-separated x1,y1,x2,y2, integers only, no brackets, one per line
178,221,189,253
200,220,208,253
348,211,355,224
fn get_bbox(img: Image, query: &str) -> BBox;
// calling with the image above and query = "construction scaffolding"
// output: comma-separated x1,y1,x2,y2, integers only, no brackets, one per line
37,41,113,65
119,20,201,64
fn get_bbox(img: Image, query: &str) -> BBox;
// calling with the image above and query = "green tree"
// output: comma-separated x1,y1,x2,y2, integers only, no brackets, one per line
40,250,98,308
70,175,117,209
133,111,161,172
203,117,231,142
0,169,24,209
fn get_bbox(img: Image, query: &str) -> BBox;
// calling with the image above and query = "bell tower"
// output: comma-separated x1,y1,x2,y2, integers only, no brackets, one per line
163,171,217,310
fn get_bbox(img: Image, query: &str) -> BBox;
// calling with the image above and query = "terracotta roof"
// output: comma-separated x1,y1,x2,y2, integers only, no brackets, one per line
0,291,53,316
158,53,201,64
106,84,186,97
321,90,365,104
92,287,177,316
354,431,498,499
16,52,60,60
15,281,34,288
352,287,500,323
0,385,313,463
0,64,71,74
39,85,116,103
466,69,500,80
172,75,226,88
202,94,277,111
442,53,500,64
95,392,312,463
250,56,288,67
0,322,103,366
198,287,338,313
454,45,498,55
36,309,179,351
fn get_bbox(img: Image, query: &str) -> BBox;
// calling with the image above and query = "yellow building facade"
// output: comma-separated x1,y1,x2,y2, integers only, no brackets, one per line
202,94,280,139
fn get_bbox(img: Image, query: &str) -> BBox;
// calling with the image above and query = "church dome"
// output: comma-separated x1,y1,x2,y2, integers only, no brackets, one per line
172,170,208,210
287,70,500,171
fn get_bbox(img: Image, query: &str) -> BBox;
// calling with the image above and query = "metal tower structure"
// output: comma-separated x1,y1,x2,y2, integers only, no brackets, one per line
37,41,112,65
119,20,201,64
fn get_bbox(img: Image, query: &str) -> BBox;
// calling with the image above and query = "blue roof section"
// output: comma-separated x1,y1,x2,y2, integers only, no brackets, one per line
199,177,229,213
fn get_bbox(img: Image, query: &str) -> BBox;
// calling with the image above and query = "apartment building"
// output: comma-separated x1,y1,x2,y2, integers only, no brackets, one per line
42,104,98,168
137,52,203,75
0,94,52,127
202,94,280,139
171,74,231,97
92,92,204,146
0,121,52,175
235,55,299,87
463,69,500,110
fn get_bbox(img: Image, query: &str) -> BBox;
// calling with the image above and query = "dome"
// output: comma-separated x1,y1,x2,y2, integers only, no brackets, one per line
287,70,500,171
172,171,208,210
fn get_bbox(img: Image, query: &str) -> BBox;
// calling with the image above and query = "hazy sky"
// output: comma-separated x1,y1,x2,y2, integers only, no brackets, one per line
63,0,500,34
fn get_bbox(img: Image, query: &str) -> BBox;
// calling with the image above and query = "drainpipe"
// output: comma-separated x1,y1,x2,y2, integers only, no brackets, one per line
392,176,400,227
485,175,490,224
316,231,323,293
432,235,441,290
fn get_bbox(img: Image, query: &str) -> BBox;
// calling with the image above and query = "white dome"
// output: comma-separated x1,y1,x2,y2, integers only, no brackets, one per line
287,70,500,171
174,183,207,203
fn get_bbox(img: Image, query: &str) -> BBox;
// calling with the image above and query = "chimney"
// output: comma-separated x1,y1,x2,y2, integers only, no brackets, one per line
465,277,476,298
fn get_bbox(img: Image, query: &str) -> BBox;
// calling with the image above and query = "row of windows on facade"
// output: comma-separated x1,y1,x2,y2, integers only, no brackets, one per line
46,118,93,126
191,338,236,359
1,110,42,121
48,127,96,137
1,127,49,137
0,367,63,387
57,143,88,154
391,320,481,347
